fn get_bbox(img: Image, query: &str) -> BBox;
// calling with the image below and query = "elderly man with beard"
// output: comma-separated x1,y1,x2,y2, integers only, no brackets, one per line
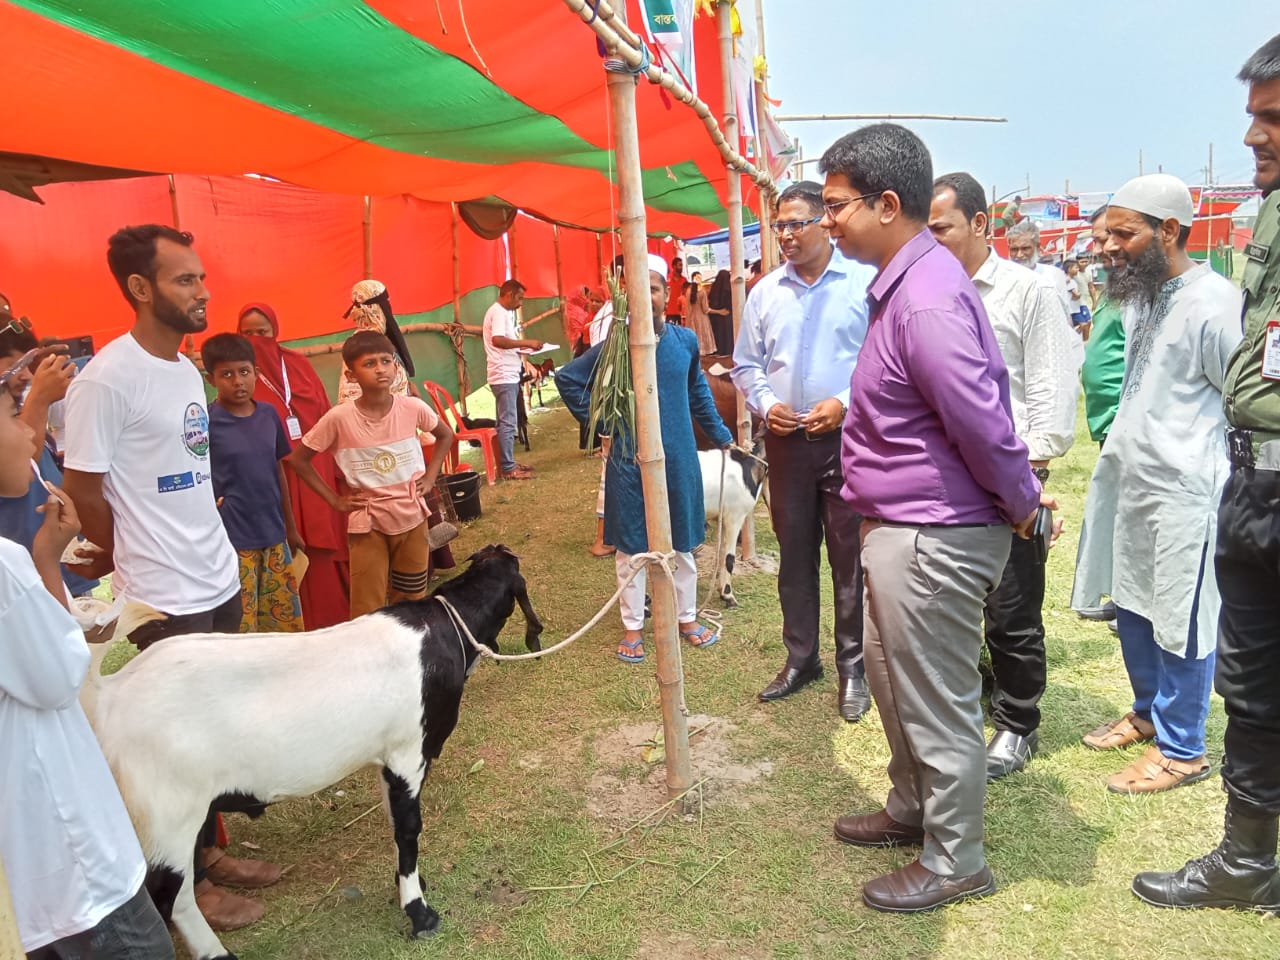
1071,176,1243,795
62,225,280,931
1131,33,1280,914
731,181,877,719
1006,219,1073,315
928,172,1078,779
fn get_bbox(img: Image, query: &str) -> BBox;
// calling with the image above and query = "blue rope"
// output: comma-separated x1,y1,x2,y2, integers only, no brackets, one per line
587,0,603,24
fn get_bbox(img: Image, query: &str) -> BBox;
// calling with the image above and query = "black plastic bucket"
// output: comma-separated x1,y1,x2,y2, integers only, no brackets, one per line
442,471,482,522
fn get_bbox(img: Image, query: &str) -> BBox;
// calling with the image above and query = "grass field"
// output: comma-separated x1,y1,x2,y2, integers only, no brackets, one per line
189,398,1278,960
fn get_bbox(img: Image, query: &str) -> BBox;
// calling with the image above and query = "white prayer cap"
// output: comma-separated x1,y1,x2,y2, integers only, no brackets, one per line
647,253,669,280
1109,174,1194,227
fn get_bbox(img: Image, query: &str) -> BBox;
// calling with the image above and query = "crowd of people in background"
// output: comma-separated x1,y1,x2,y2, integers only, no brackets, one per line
2,29,1279,960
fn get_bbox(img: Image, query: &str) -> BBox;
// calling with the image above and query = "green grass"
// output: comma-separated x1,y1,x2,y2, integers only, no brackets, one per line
199,400,1279,960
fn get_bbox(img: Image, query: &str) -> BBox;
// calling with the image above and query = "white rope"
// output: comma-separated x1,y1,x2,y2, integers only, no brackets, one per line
436,550,677,662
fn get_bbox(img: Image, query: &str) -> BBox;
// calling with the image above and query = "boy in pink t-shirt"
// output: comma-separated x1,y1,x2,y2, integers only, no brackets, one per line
290,331,454,618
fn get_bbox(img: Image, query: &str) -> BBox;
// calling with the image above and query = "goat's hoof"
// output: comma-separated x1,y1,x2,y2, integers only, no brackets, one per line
406,901,440,939
721,595,739,608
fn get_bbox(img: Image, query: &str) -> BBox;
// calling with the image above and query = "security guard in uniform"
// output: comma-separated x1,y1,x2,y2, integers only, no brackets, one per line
1132,33,1280,912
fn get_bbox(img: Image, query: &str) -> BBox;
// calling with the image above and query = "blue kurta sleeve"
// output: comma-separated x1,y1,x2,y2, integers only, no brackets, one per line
685,332,733,446
556,343,602,425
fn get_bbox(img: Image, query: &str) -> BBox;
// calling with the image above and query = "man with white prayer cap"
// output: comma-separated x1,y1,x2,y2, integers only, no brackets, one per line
1071,173,1243,793
556,250,734,663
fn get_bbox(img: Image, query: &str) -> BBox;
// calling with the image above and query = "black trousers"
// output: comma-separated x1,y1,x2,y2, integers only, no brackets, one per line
1216,466,1280,815
764,429,864,677
129,592,243,881
983,533,1046,737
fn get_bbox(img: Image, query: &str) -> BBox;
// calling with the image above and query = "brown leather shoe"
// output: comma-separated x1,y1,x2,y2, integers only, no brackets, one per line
862,859,996,913
195,878,265,931
1083,711,1156,750
203,848,283,889
834,808,924,848
1105,745,1212,795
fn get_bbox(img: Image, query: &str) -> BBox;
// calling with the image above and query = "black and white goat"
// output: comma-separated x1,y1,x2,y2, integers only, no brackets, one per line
90,545,542,960
699,442,767,606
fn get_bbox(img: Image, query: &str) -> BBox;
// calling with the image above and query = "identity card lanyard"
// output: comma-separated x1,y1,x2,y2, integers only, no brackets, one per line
261,358,304,439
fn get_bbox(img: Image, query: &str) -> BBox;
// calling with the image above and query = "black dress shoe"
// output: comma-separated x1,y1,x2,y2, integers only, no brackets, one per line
863,859,996,913
758,662,824,702
985,729,1038,781
838,675,872,722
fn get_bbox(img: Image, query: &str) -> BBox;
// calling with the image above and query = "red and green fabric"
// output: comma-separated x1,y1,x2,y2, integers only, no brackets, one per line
1,0,739,234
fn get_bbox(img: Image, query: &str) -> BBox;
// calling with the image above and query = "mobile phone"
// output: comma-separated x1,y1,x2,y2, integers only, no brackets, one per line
1032,505,1053,565
44,336,94,373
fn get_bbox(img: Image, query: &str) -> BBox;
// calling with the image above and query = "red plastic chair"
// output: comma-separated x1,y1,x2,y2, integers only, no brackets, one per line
421,380,498,485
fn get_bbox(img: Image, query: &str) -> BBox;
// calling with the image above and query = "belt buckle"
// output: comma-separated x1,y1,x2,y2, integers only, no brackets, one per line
1228,427,1256,468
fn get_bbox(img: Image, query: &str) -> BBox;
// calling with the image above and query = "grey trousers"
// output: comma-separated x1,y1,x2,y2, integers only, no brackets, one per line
861,520,1010,877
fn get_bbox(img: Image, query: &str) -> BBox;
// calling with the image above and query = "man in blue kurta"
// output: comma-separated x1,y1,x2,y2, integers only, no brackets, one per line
558,254,733,662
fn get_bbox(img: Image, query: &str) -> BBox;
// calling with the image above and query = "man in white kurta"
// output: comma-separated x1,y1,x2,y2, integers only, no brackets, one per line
1072,175,1243,794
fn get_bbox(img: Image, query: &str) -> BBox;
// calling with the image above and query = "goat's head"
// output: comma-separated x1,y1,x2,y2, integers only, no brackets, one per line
460,544,544,652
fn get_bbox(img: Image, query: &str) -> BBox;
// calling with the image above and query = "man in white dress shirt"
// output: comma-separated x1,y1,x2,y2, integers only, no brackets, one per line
930,173,1079,779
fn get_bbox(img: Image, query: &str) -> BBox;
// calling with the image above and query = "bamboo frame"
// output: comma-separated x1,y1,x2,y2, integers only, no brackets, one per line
752,2,776,274
362,196,373,280
0,854,22,957
553,223,570,344
287,308,560,360
718,0,754,559
605,22,694,801
561,0,776,197
449,201,469,411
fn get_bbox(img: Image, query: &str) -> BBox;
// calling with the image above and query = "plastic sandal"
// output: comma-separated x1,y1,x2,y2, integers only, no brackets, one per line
680,624,719,649
616,637,645,663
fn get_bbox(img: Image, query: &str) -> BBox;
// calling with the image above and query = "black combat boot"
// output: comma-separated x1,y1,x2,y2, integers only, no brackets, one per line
1132,799,1280,912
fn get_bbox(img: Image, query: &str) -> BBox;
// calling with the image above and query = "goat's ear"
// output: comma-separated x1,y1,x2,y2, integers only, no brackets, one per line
496,544,521,560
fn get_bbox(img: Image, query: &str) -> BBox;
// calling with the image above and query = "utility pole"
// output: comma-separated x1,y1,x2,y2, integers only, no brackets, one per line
1139,148,1144,176
1208,142,1214,185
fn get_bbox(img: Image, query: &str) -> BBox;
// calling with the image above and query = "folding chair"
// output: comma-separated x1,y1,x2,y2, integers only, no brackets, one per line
420,380,498,486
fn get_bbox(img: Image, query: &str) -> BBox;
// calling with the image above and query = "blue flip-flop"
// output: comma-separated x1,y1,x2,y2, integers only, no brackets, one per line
681,624,719,649
617,637,645,663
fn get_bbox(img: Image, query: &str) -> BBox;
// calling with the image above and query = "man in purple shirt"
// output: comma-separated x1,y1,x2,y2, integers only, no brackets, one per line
818,123,1051,913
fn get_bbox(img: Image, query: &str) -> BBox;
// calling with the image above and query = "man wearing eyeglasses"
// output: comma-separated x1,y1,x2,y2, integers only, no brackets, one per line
820,123,1053,913
731,181,877,719
929,173,1079,781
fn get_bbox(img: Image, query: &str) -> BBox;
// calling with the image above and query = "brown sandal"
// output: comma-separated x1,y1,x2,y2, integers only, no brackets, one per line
1082,711,1156,751
1105,746,1211,795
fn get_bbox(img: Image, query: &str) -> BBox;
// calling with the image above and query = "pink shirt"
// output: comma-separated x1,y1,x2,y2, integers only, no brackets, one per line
303,396,439,536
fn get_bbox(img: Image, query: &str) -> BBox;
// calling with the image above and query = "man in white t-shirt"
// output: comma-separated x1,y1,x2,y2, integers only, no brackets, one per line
481,279,544,480
62,225,276,933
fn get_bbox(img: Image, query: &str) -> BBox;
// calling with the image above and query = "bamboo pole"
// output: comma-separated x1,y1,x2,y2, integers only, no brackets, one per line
752,1,776,273
561,0,776,197
776,112,1008,123
284,308,560,361
450,201,469,411
362,196,373,280
605,22,693,803
595,231,605,283
167,174,198,360
718,0,754,559
0,854,23,959
553,223,570,344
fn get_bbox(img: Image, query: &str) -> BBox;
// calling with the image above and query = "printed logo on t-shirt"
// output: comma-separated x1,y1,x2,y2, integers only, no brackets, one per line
158,472,195,493
373,451,399,474
182,402,210,459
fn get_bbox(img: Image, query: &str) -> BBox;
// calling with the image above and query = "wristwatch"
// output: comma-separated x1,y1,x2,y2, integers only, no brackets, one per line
1032,466,1051,483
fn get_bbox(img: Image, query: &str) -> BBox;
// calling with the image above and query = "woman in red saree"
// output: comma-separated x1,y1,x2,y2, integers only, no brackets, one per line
238,303,350,628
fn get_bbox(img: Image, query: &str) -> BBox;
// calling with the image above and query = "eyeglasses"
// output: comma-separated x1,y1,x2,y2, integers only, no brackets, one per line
2,314,31,337
772,216,823,235
823,191,886,219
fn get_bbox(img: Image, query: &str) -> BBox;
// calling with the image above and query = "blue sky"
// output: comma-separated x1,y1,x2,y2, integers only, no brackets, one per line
760,0,1276,198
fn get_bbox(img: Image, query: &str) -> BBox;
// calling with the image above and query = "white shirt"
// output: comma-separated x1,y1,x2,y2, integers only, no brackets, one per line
731,247,876,417
974,251,1079,461
64,333,238,614
588,302,614,346
1072,264,1244,656
482,301,523,385
0,539,146,951
1034,261,1074,315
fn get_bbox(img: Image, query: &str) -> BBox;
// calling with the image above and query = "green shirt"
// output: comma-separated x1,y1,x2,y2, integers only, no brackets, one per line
1080,296,1125,441
1224,191,1280,436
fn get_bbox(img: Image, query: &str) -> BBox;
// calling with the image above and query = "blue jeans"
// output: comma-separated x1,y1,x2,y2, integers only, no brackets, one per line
1116,607,1216,761
490,381,520,473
